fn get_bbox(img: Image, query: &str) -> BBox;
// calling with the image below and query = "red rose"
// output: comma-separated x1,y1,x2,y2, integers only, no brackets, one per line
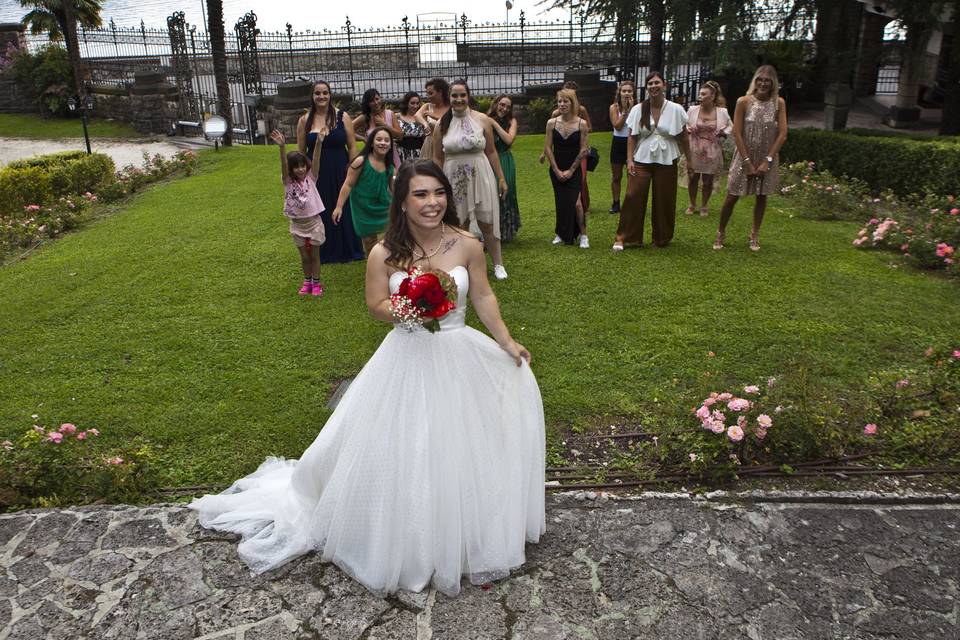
423,298,455,318
405,272,441,305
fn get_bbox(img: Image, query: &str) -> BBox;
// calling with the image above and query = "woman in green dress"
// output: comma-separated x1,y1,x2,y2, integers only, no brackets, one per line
488,95,521,242
332,127,396,256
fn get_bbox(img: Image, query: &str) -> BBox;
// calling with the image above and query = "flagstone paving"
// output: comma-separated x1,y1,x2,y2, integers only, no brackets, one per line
2,491,958,639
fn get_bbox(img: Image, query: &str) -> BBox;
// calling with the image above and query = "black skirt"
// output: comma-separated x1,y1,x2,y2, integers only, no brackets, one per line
610,135,628,165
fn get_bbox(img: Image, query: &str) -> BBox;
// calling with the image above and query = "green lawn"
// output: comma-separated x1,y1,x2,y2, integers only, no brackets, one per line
1,133,957,488
0,113,144,140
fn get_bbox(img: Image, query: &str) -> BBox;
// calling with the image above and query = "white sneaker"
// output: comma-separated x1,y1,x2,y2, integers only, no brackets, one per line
493,264,508,280
551,235,562,245
579,235,590,249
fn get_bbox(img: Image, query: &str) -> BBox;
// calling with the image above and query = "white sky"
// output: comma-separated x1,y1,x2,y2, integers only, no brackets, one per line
1,0,570,32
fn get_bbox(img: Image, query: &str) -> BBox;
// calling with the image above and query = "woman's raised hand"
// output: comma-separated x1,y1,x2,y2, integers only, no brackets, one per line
269,130,285,145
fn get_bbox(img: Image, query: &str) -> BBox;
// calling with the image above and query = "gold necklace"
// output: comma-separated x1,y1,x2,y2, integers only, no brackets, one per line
413,223,445,260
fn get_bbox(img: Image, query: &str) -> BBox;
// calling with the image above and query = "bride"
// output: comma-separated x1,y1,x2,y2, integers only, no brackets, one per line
190,159,545,597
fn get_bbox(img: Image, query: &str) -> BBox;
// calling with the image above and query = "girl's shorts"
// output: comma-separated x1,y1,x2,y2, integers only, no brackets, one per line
289,214,326,247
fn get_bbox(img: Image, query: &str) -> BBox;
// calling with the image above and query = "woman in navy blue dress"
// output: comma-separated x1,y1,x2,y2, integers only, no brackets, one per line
297,81,365,264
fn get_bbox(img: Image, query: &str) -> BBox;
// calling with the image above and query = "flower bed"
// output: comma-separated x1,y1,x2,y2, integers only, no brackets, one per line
1,150,198,256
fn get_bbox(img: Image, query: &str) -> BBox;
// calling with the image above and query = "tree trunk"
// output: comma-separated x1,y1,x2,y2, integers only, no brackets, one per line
60,2,83,96
940,2,960,134
647,0,665,72
206,0,232,146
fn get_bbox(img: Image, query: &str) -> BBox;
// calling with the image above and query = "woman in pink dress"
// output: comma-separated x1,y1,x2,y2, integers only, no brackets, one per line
685,81,731,217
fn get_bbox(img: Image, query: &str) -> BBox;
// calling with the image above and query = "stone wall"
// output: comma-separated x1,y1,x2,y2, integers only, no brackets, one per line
0,75,34,114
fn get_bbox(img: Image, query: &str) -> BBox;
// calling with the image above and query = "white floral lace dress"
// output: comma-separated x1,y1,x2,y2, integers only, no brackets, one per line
441,111,500,239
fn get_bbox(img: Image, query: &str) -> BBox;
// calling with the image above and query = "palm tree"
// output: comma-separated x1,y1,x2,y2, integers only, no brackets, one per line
206,0,232,145
19,0,102,42
20,0,102,94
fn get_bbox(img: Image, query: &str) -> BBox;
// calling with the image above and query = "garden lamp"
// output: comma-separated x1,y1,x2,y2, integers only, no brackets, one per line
67,94,94,154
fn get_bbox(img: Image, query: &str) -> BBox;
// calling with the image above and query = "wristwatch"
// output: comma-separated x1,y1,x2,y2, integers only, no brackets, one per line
765,155,773,163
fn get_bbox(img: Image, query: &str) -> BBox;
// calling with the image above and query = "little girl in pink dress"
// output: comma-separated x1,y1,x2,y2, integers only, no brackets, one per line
271,130,326,297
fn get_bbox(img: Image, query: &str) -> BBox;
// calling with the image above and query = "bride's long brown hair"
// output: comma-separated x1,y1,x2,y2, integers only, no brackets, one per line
383,160,462,270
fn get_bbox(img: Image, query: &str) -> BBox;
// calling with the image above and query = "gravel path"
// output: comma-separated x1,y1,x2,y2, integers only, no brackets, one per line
0,136,202,169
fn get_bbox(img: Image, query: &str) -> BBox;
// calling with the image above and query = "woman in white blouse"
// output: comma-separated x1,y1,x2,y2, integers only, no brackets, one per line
613,71,690,250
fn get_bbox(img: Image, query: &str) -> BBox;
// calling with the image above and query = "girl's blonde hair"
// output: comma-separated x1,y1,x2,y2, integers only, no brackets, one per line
556,88,580,119
746,65,780,99
702,80,726,107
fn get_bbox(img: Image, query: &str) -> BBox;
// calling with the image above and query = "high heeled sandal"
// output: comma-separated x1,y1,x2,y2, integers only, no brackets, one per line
749,234,760,251
699,206,709,217
712,232,725,250
685,205,695,215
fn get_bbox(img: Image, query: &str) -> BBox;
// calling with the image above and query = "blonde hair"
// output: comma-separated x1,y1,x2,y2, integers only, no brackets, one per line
702,80,726,107
556,88,580,119
747,65,780,99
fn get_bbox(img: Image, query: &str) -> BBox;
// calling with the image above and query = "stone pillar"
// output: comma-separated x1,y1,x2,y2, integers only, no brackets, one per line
563,69,616,130
853,12,892,97
128,71,179,135
824,83,853,130
272,80,313,140
0,22,25,53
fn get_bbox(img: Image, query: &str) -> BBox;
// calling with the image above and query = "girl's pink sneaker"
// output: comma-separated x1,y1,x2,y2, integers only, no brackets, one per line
311,282,324,297
298,280,311,295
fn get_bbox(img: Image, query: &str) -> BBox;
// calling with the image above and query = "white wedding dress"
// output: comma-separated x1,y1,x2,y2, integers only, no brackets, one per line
189,266,546,596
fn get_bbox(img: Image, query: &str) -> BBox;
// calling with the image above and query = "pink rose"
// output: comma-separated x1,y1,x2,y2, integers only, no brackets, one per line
924,347,934,357
727,398,751,412
688,453,698,462
743,385,760,395
76,431,87,440
105,456,124,466
708,419,725,434
58,423,77,435
895,379,909,389
863,423,877,436
755,427,767,440
868,218,879,225
696,405,711,420
952,350,960,359
727,425,745,442
950,208,959,215
87,428,100,436
767,377,777,388
703,397,717,407
717,392,733,401
46,431,63,444
757,414,773,428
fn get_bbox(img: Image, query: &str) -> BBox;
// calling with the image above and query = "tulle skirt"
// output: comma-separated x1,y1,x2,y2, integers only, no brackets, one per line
190,325,546,597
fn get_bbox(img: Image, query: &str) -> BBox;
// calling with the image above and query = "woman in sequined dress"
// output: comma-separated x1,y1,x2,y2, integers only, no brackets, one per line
713,65,788,251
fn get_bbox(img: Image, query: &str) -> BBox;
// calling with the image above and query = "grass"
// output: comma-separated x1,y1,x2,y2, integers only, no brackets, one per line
1,133,958,488
0,113,145,140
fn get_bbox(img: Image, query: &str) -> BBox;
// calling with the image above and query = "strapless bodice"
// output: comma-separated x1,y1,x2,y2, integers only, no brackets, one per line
389,265,469,331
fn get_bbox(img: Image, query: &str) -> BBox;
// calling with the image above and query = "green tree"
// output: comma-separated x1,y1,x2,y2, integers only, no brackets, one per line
19,0,102,94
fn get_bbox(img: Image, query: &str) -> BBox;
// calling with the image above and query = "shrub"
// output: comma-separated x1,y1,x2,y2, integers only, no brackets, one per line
781,128,959,197
0,151,115,215
0,423,158,509
851,194,960,277
10,44,75,115
472,94,493,114
779,161,871,221
525,98,554,133
1,150,198,255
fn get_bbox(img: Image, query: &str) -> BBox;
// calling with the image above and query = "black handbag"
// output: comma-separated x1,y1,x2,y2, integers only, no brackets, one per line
586,146,600,172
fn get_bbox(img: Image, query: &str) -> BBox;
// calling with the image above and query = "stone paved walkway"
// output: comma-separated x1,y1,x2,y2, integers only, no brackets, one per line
2,491,959,639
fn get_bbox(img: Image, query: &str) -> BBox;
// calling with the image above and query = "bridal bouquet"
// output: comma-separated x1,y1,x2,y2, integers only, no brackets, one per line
390,266,458,333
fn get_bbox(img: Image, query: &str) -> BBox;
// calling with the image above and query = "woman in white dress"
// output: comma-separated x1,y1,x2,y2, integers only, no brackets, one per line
190,159,545,597
434,80,510,280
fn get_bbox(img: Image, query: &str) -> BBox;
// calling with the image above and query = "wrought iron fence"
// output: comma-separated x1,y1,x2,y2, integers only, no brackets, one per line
19,8,905,143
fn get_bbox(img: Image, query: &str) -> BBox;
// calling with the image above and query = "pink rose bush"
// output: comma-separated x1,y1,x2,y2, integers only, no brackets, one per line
1,151,199,255
850,194,960,278
0,421,156,508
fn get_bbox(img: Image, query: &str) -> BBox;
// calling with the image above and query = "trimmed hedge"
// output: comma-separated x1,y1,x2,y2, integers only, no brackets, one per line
781,128,958,197
0,151,115,214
